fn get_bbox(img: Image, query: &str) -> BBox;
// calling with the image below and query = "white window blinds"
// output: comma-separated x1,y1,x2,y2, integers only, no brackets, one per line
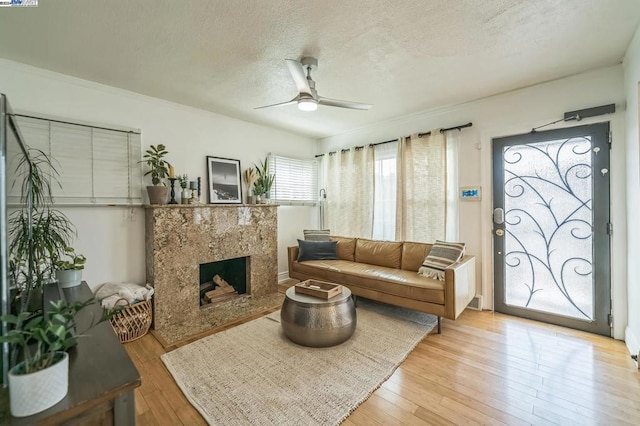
268,155,318,205
8,115,142,205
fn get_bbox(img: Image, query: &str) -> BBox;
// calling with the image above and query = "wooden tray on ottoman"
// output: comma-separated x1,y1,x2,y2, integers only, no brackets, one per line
295,280,343,299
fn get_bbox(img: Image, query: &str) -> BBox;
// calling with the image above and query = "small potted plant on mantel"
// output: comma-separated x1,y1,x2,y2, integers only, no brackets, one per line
54,246,86,288
0,299,112,417
178,174,190,204
254,158,275,204
141,144,171,205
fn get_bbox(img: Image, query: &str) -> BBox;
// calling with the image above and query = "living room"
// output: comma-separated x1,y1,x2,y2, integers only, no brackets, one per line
1,1,640,424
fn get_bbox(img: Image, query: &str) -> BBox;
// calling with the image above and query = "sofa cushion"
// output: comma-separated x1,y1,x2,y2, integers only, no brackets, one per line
355,239,402,269
292,259,444,305
401,242,432,272
418,240,465,280
330,236,357,261
303,229,331,241
297,239,338,262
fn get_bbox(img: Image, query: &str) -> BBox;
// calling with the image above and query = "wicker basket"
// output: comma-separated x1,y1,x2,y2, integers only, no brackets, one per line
109,298,152,343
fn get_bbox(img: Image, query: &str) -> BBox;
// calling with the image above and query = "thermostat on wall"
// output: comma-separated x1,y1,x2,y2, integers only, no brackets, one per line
460,186,481,200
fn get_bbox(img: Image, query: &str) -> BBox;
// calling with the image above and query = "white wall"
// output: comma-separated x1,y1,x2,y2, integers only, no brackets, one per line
0,59,318,289
320,65,627,339
623,25,640,356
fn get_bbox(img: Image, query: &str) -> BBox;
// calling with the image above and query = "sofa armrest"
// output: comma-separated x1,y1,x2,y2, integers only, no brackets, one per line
288,246,299,278
443,255,476,319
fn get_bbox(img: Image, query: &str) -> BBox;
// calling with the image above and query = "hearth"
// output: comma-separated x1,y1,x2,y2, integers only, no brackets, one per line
199,257,248,306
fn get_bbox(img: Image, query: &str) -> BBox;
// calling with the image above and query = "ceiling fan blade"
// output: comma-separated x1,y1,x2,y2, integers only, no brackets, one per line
254,95,300,110
286,59,311,94
318,97,373,110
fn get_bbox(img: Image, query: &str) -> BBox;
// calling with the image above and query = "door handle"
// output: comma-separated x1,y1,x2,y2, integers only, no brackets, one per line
493,208,504,224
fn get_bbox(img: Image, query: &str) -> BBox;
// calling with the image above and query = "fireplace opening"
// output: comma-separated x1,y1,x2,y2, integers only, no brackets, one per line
199,256,248,307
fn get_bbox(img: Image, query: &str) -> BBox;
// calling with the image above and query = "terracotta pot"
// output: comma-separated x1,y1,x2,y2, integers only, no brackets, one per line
147,186,169,205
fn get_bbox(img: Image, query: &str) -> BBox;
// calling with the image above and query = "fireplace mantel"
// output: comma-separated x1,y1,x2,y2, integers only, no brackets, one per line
145,204,281,345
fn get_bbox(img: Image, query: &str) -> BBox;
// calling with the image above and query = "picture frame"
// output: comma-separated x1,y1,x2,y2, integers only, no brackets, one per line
206,156,242,204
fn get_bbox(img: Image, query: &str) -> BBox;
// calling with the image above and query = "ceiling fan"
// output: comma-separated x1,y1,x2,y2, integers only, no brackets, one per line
255,57,373,112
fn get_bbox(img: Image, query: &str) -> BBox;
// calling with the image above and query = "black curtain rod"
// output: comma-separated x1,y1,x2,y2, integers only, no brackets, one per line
12,113,141,135
315,122,472,157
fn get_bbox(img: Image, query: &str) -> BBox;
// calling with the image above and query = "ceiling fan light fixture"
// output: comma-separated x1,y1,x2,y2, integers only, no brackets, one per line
298,98,318,112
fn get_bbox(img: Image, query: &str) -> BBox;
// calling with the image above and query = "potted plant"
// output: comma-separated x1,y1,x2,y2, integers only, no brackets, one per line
9,148,76,312
178,174,190,204
141,144,171,205
0,298,112,417
254,158,275,204
54,247,86,288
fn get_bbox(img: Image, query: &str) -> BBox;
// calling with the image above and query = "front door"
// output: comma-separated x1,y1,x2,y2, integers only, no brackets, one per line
492,123,611,336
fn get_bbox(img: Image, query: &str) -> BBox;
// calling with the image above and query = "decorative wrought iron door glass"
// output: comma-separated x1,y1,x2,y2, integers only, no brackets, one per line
502,136,593,320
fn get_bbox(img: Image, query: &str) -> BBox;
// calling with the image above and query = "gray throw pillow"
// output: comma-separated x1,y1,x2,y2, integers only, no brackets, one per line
303,229,331,242
297,239,338,262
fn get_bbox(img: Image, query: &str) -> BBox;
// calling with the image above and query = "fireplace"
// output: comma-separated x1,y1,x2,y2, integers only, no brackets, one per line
145,204,282,346
199,256,248,306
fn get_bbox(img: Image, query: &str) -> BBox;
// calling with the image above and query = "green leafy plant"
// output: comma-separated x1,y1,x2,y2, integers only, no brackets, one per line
54,247,86,271
254,158,275,196
178,174,189,189
141,144,171,185
0,299,112,374
8,148,76,312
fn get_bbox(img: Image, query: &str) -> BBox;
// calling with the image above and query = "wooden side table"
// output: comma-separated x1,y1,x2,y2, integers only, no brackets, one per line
1,282,141,425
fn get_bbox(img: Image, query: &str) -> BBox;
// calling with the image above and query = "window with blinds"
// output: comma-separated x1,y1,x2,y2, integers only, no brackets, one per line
8,115,142,205
268,155,318,205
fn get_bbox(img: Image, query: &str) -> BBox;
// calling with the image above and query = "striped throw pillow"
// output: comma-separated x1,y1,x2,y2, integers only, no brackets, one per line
303,229,331,242
418,240,466,281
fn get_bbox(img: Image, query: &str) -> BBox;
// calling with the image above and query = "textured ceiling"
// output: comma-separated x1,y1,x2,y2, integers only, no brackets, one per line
0,0,639,138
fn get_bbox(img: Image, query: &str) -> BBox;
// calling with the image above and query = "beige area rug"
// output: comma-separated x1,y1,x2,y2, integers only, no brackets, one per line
161,299,437,426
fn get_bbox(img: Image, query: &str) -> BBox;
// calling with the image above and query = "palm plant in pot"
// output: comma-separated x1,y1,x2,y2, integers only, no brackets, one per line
141,144,171,205
0,298,112,417
53,247,86,288
8,148,76,312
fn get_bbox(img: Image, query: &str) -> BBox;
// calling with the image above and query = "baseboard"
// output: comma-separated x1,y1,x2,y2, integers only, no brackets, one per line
278,271,290,283
625,325,640,368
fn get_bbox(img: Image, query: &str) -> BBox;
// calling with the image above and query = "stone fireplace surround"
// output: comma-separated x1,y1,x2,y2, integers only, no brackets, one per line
145,204,282,346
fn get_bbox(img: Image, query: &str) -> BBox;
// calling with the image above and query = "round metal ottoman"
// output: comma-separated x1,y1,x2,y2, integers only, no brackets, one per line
280,285,357,348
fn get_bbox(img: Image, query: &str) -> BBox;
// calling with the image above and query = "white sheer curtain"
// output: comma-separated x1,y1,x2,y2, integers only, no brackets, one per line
395,132,446,242
372,141,398,240
445,130,460,241
322,146,374,238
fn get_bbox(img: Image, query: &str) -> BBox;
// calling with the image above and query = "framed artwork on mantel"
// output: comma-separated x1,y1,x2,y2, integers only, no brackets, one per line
206,156,242,204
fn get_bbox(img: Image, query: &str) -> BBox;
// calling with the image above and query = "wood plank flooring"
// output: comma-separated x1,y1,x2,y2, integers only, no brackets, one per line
125,305,640,425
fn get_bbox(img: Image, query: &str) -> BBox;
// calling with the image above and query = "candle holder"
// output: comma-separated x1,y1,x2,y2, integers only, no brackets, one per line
168,178,178,204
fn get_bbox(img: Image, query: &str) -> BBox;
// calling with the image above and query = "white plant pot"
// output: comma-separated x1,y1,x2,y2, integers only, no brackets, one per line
9,351,69,417
55,269,82,288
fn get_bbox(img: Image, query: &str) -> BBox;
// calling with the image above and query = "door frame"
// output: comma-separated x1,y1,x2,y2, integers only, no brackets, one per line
490,122,611,336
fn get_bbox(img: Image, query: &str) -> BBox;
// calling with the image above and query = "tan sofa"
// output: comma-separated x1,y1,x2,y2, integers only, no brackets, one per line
288,237,476,333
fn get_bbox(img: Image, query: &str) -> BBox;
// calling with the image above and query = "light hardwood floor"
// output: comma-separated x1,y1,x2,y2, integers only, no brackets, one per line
125,305,640,425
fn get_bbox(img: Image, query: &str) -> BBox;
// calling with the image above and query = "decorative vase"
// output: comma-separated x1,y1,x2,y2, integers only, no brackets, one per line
247,194,255,204
9,351,69,417
181,189,190,204
55,269,82,288
255,194,263,204
146,186,169,205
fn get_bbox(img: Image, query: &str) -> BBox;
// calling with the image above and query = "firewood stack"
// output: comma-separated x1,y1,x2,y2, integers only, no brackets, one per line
200,275,238,305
